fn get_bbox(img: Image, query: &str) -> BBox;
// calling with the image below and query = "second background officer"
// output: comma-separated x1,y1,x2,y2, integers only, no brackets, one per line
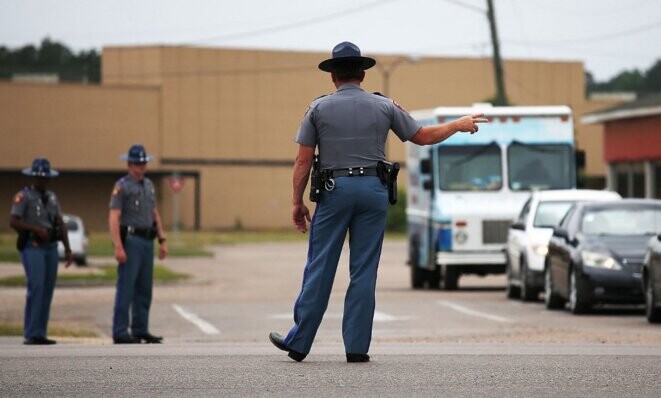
109,144,168,344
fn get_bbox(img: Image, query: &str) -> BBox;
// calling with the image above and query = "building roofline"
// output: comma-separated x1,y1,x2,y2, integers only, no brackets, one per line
581,105,661,124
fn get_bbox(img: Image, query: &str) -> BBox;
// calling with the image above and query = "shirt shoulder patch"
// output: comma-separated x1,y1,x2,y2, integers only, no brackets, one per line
111,183,122,197
13,191,24,204
392,99,408,112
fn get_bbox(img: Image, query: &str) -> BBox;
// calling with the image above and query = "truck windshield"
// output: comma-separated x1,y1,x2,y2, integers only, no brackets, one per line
438,143,502,191
508,142,573,191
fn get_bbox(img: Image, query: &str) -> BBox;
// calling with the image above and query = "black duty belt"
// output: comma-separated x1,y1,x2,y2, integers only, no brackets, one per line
326,167,378,178
121,225,156,239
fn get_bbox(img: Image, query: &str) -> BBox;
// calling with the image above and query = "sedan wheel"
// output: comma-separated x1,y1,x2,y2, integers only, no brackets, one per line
569,267,590,314
544,264,565,310
646,274,661,323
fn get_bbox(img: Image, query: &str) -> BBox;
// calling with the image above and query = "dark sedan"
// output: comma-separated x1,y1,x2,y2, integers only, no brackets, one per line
643,233,661,323
544,199,661,314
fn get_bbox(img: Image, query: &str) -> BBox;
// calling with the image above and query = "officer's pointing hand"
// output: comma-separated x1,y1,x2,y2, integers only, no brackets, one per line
293,204,311,233
457,113,489,134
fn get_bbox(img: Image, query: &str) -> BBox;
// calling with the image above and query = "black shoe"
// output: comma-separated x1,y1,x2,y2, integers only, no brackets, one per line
269,332,306,362
135,333,163,344
113,335,142,344
346,353,370,363
23,337,56,345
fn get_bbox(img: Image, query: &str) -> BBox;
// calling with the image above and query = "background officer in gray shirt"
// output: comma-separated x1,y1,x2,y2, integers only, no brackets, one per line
10,158,72,345
109,144,168,344
269,41,488,363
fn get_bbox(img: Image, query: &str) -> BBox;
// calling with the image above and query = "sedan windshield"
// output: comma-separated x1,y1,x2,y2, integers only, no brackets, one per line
581,207,661,236
438,143,502,191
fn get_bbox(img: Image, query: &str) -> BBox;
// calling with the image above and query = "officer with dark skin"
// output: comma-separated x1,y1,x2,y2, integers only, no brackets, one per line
269,42,487,362
109,144,167,344
10,158,72,345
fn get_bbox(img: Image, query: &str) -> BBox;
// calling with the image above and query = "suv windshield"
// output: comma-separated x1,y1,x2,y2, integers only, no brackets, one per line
534,201,574,228
508,142,573,191
438,143,502,191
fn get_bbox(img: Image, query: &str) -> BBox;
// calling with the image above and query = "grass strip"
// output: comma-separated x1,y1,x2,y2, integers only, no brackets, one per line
0,264,189,287
0,322,98,337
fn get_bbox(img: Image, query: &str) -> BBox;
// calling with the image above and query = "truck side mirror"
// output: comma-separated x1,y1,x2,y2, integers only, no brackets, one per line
422,180,433,190
420,159,431,175
657,234,661,242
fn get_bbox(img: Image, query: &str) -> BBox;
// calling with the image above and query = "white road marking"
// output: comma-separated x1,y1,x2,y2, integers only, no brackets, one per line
172,304,220,335
437,300,513,323
268,311,413,322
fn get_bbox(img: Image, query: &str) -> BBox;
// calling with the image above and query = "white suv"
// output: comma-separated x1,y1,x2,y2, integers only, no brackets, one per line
57,214,89,266
506,189,621,301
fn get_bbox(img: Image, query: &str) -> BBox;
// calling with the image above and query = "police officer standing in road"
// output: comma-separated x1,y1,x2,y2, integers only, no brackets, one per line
10,158,72,345
269,42,488,362
109,144,167,344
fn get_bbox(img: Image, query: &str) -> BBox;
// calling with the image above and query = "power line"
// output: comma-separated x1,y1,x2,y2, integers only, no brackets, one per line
438,0,485,14
183,0,400,45
503,20,661,46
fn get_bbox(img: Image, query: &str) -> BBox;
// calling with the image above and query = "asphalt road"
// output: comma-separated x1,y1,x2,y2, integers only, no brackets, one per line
1,240,660,396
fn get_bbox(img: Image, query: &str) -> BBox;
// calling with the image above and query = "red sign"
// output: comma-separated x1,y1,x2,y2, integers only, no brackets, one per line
168,176,185,193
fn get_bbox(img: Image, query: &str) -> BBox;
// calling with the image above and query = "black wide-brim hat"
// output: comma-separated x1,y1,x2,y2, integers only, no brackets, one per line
121,144,154,163
22,157,59,178
318,41,376,72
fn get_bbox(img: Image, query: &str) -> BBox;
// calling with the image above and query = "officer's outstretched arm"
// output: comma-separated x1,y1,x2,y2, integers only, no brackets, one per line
410,113,488,146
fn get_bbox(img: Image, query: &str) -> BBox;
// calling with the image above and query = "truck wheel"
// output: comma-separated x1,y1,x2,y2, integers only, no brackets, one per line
411,265,425,289
544,263,565,310
428,266,441,290
409,237,425,289
569,266,591,314
443,266,459,290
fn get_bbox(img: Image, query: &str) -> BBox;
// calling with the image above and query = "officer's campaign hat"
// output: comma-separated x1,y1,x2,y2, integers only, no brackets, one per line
121,144,153,163
318,41,376,72
22,157,59,178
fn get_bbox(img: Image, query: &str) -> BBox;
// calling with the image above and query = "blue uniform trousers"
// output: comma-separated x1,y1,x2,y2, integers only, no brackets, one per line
285,176,388,355
21,240,59,339
112,235,154,338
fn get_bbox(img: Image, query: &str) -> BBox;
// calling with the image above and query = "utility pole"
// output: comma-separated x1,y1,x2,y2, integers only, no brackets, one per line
486,0,508,105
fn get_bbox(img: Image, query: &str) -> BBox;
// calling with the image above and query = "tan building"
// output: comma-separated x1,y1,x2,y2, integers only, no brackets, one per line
0,46,618,230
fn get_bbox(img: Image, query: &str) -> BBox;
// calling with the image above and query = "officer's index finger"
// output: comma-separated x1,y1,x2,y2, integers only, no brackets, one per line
472,113,489,123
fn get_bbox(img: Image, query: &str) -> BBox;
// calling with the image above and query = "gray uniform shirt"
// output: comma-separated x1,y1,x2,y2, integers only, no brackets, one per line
109,175,156,229
10,186,62,229
295,83,421,170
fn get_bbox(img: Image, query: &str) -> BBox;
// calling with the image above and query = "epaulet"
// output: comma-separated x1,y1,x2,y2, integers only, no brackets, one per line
313,93,331,101
372,92,388,98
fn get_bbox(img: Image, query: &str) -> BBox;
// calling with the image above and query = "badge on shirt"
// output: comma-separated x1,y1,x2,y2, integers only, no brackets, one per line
13,192,24,204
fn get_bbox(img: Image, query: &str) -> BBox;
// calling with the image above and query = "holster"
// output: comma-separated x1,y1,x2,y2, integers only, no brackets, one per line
309,154,322,203
377,161,400,205
16,231,29,251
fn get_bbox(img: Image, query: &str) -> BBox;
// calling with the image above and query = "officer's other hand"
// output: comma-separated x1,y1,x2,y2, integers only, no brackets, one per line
64,250,73,268
115,246,127,264
293,204,311,233
35,227,49,242
158,241,168,260
457,113,489,134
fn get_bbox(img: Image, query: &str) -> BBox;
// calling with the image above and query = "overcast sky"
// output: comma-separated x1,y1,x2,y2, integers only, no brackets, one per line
1,0,660,81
